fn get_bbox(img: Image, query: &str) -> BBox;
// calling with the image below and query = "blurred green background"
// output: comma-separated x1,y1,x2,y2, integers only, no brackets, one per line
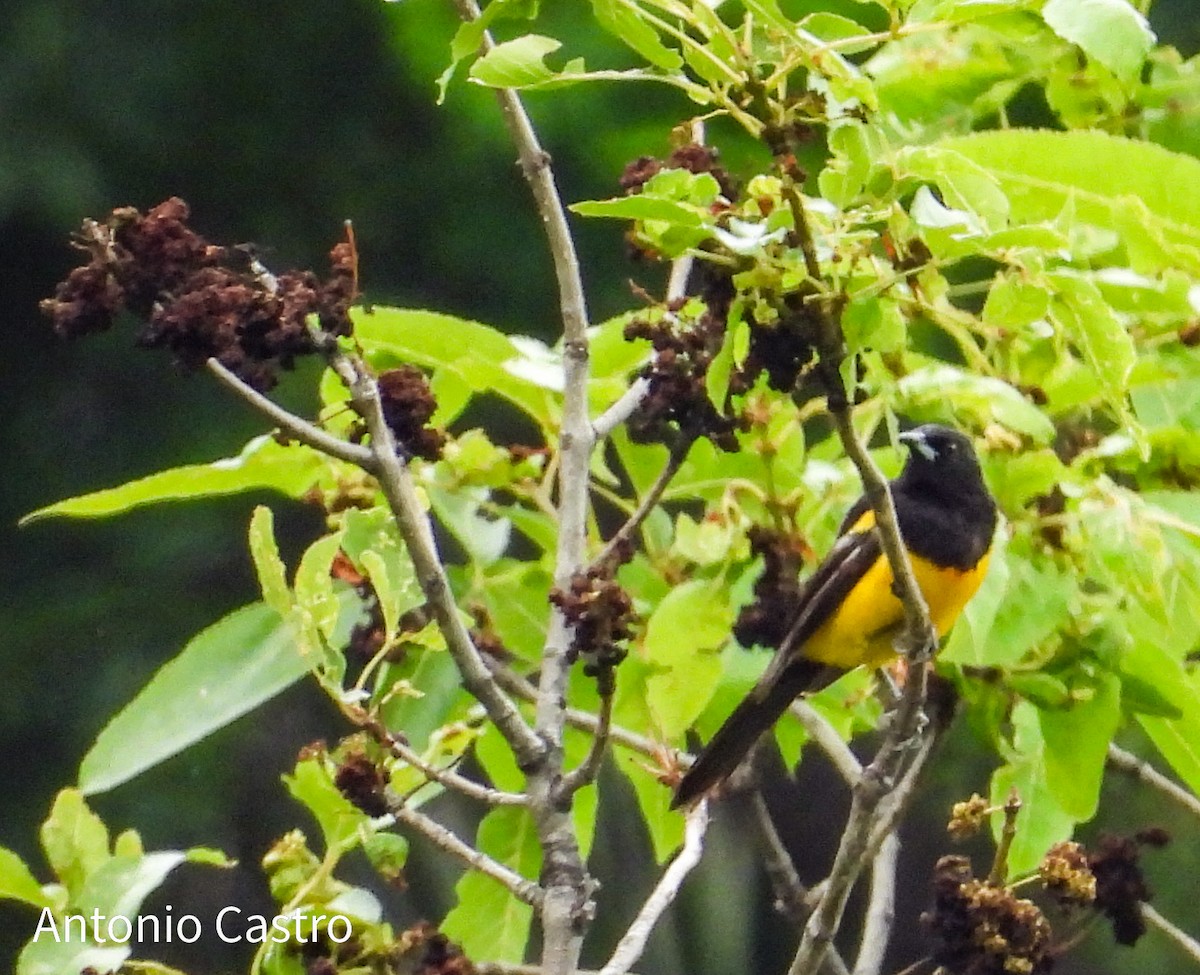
3,1,1198,972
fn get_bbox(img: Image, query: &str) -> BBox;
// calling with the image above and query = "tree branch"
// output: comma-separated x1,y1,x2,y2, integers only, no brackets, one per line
488,661,671,764
751,790,817,926
330,346,545,767
592,434,694,571
206,358,377,470
790,701,862,787
558,684,615,797
386,792,543,907
851,833,899,975
598,800,711,975
1142,903,1200,965
781,176,941,975
446,5,595,971
1107,743,1200,821
348,704,527,806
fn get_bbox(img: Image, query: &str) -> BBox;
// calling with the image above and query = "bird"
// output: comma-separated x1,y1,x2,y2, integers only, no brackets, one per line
672,424,998,808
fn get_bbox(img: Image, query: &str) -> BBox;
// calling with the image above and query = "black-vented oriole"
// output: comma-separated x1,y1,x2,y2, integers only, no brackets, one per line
673,424,997,808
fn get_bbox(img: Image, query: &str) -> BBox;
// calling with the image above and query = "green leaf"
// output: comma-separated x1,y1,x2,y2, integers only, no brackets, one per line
17,937,129,975
1136,666,1200,795
0,848,51,909
470,34,562,88
441,806,541,963
1038,674,1121,820
353,308,556,430
990,702,1078,876
73,850,186,922
284,758,367,852
615,745,682,863
897,364,1055,442
20,436,325,524
78,601,332,794
1042,0,1154,85
1047,272,1137,422
249,505,293,618
643,580,733,738
932,130,1200,249
570,194,707,227
40,790,109,897
842,295,906,355
590,0,682,69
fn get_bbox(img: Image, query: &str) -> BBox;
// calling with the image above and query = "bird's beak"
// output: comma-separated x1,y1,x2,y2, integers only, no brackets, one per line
899,427,937,462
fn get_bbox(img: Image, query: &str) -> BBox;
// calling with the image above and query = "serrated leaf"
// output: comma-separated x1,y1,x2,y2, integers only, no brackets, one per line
21,436,325,525
249,506,293,618
78,600,349,794
40,790,109,897
932,131,1200,251
1047,272,1137,420
284,759,367,853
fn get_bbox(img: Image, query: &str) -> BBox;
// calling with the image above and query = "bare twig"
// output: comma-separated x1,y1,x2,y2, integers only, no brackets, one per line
593,376,651,441
790,701,862,786
778,169,941,975
1107,743,1200,820
752,790,816,925
1142,903,1200,965
446,6,595,970
593,434,695,570
558,686,615,797
332,347,545,766
206,359,376,470
598,801,710,975
487,662,670,762
851,833,898,975
348,704,527,806
386,793,543,907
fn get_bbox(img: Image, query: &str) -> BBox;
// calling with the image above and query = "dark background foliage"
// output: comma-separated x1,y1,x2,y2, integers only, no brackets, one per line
2,1,1197,972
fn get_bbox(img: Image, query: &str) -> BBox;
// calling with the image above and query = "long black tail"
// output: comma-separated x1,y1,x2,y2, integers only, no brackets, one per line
671,659,838,808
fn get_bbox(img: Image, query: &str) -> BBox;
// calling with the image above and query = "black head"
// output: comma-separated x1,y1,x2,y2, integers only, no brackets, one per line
896,424,988,495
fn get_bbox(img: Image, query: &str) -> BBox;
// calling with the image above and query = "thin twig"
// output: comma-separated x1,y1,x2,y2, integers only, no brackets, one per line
790,701,862,786
751,791,851,975
593,376,651,441
559,686,615,797
451,4,597,968
851,833,898,975
488,662,670,762
1142,903,1200,965
331,346,545,767
598,801,711,975
206,359,376,470
386,793,543,907
593,434,695,570
783,173,940,975
349,704,527,806
752,790,816,925
1107,743,1200,821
